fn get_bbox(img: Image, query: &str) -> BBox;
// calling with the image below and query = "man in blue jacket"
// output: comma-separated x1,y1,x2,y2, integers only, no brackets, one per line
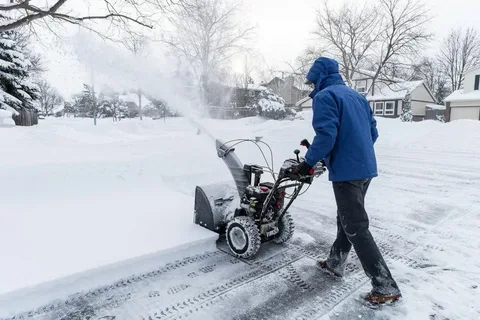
294,57,402,305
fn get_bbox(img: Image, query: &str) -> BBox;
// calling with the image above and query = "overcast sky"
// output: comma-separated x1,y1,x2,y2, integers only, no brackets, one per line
237,0,480,72
32,0,480,98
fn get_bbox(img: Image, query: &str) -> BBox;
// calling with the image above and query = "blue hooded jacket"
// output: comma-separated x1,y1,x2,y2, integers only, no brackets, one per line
304,57,379,182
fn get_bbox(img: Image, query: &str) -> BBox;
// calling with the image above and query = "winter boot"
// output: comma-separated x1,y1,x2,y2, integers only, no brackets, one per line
360,291,402,307
316,260,345,278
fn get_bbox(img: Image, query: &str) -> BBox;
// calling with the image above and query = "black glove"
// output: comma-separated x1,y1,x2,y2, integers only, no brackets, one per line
295,161,314,176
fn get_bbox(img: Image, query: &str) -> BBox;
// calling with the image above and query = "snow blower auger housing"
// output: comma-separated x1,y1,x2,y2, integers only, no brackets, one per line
194,138,326,259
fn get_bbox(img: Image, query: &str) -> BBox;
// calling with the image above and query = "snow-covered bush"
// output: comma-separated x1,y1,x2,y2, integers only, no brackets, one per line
254,89,296,120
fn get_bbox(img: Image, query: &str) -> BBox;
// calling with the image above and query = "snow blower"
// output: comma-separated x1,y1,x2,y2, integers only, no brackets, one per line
194,138,326,259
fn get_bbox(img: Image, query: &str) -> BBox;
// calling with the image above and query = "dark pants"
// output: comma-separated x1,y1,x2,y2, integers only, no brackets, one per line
327,178,400,295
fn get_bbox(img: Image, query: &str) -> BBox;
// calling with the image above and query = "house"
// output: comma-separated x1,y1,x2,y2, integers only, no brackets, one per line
294,69,438,120
444,66,480,122
352,69,438,121
264,76,309,108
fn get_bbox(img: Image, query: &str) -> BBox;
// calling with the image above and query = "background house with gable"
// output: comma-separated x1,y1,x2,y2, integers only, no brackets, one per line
295,69,440,121
444,66,480,122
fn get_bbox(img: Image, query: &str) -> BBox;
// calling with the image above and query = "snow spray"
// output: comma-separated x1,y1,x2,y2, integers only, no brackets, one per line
70,30,218,142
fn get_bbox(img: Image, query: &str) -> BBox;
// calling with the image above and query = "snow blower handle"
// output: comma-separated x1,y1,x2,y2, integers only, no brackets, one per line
300,139,311,149
300,138,327,169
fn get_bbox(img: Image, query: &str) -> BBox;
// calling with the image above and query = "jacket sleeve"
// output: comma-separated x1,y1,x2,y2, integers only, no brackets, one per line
304,92,339,167
370,106,379,144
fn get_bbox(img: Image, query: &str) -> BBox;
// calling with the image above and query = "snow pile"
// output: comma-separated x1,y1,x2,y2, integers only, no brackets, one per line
0,107,14,127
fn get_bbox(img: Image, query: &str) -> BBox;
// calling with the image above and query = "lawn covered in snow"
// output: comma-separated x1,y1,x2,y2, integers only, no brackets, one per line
1,112,479,319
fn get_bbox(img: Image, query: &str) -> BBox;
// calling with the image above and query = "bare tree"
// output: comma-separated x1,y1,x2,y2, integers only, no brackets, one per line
366,0,432,90
313,1,381,86
160,0,254,104
437,27,480,92
36,79,63,117
311,0,431,91
123,34,148,120
0,0,183,36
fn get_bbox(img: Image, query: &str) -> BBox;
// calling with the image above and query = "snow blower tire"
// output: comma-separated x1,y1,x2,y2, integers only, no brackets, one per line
226,216,261,259
273,212,294,244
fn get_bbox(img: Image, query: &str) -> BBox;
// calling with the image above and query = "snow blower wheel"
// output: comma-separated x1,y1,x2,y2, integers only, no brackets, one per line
273,212,295,244
226,217,261,259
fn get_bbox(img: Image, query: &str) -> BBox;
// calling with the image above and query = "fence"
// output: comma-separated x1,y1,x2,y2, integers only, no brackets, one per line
425,108,445,121
207,106,257,119
12,109,38,126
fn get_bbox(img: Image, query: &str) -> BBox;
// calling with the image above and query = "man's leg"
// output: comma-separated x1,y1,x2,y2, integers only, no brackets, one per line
332,179,401,296
319,212,352,277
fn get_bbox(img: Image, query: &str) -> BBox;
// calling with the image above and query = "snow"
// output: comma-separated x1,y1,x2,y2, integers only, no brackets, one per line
258,98,284,112
425,103,446,110
444,88,480,102
367,81,424,101
247,84,267,91
118,93,153,109
0,108,14,127
0,113,480,319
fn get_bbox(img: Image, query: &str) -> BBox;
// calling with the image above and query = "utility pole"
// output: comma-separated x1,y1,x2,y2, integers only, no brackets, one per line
91,68,97,126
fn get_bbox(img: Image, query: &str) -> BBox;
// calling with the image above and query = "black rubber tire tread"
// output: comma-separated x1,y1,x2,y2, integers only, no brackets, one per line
226,216,261,259
273,212,295,244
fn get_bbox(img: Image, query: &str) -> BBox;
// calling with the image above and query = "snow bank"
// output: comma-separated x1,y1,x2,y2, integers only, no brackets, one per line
0,108,14,127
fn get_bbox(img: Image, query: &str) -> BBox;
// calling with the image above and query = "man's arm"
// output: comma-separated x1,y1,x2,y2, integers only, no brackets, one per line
304,92,339,167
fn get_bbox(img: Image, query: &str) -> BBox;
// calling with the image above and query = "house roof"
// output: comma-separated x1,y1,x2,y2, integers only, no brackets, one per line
119,93,152,106
246,84,267,91
444,89,480,102
367,81,424,101
426,103,446,110
463,65,480,75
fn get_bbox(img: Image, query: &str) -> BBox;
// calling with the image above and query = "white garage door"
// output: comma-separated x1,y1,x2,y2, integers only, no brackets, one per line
450,107,480,121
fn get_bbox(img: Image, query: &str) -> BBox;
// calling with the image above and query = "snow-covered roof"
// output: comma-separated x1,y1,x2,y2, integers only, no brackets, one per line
426,104,446,110
119,93,152,106
247,84,267,91
463,65,480,75
367,81,424,101
52,104,64,113
444,89,480,102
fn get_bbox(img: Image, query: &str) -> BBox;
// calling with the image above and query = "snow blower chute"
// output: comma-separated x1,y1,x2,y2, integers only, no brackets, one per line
194,138,326,259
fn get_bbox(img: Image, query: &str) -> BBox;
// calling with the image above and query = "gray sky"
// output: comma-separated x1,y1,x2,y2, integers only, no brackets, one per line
33,0,480,98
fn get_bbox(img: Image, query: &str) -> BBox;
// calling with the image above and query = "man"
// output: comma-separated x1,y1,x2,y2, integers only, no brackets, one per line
294,57,402,305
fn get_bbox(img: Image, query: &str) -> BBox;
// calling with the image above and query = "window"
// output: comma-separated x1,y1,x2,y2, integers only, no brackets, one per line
374,102,384,115
385,101,395,115
475,75,480,91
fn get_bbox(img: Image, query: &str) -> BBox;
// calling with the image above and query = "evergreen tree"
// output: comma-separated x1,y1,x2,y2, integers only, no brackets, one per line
435,80,450,105
0,29,38,111
400,93,413,122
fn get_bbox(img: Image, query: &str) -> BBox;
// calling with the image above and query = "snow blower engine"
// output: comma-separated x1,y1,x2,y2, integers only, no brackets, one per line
194,138,326,259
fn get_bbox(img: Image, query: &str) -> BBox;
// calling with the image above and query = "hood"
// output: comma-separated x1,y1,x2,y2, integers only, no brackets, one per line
306,57,345,98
